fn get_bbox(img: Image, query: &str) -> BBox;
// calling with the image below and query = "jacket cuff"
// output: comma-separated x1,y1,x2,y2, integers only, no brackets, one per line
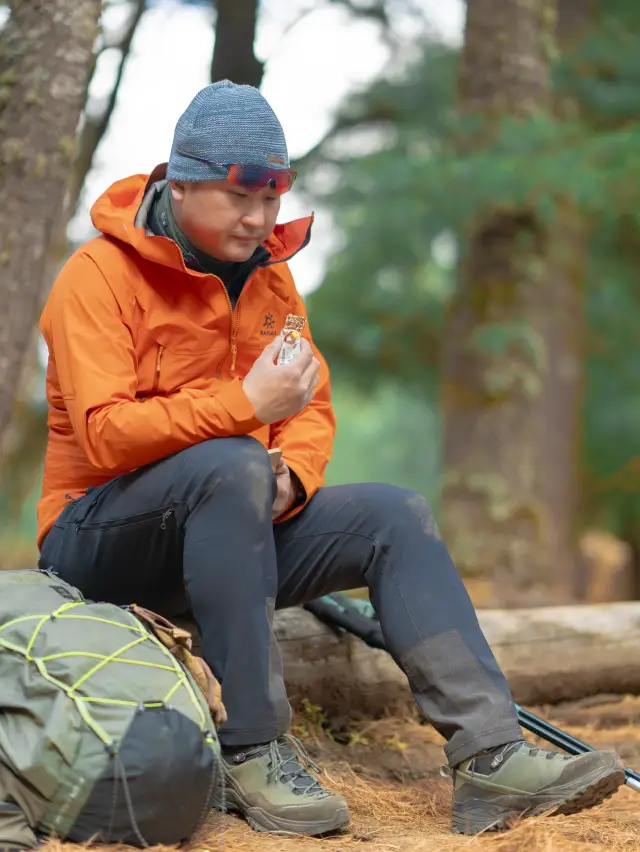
212,379,264,432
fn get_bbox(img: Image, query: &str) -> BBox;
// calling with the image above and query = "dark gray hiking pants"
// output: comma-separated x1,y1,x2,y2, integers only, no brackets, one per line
39,437,523,765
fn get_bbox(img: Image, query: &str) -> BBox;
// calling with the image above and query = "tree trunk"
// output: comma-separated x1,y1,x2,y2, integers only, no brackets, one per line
67,0,146,218
631,539,640,599
440,0,586,606
0,0,101,445
210,0,264,87
37,0,147,343
579,530,634,603
176,602,640,717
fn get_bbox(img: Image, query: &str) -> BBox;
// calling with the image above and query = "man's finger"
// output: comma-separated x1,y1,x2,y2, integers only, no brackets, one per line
262,335,283,360
293,338,314,369
300,356,320,387
274,457,288,475
303,378,319,406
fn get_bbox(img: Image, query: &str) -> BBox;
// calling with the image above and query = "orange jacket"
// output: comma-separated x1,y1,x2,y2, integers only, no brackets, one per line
37,169,335,547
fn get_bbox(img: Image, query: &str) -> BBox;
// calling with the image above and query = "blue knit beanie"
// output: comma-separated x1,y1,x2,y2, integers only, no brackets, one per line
167,80,290,182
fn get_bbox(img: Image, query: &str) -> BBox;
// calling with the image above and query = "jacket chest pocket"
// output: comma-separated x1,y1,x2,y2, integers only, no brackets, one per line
137,340,227,397
232,343,268,377
132,289,231,396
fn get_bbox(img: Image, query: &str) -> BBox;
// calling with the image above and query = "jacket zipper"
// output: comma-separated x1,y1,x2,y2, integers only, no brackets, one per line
230,297,241,374
153,223,312,381
215,268,261,377
152,345,164,392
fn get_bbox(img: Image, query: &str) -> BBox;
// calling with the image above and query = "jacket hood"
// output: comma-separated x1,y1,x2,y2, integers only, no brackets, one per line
89,163,313,274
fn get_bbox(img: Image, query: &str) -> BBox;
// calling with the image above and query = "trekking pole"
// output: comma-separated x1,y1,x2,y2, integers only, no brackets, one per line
303,593,640,795
515,704,640,793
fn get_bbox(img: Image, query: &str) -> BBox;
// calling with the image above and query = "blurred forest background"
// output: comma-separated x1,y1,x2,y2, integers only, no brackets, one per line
0,0,638,609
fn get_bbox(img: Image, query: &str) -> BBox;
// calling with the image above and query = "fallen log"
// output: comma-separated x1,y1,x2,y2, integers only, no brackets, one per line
176,602,640,716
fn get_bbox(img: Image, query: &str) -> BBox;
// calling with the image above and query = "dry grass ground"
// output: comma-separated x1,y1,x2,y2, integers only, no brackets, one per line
38,694,640,852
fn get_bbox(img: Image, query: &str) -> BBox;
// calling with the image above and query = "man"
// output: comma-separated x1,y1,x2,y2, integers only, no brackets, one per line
37,81,624,838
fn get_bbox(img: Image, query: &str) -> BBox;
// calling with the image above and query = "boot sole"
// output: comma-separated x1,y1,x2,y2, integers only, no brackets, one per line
216,786,351,837
452,766,626,835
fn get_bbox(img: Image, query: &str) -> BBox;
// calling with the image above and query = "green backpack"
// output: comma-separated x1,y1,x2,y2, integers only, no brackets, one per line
0,569,222,849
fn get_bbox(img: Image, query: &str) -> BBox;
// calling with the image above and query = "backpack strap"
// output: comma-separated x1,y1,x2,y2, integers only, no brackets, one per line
129,606,227,727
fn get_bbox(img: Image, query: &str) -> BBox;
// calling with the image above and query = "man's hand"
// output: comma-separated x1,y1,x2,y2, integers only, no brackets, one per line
243,337,320,425
272,456,298,520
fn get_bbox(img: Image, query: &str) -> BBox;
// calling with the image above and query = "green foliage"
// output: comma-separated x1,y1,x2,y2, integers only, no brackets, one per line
304,7,640,541
554,1,640,126
325,379,441,509
304,41,458,388
309,256,451,390
582,234,640,535
471,321,547,369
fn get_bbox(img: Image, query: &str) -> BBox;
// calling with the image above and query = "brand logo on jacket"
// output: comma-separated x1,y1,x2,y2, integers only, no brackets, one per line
260,312,277,336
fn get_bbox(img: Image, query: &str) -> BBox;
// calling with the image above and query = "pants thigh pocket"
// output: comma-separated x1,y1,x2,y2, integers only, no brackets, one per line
59,508,185,608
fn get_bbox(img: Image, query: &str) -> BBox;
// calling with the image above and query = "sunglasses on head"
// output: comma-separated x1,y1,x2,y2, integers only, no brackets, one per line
225,163,296,195
173,150,297,195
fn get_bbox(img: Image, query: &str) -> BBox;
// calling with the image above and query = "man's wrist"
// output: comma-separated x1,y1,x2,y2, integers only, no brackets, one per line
287,468,306,508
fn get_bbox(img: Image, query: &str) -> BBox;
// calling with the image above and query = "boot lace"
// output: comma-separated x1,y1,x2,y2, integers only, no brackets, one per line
443,740,573,779
266,735,330,798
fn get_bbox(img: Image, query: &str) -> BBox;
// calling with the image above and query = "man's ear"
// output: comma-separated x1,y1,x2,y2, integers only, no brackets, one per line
170,180,186,203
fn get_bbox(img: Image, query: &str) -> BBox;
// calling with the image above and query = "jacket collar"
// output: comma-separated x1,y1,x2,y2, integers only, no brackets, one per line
121,163,314,276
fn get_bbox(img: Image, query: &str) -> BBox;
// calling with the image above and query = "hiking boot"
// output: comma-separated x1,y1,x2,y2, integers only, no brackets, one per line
450,741,625,835
217,736,350,836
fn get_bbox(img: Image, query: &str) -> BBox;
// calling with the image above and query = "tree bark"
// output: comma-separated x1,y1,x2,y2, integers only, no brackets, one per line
440,0,586,606
37,0,147,341
67,0,146,218
0,0,101,445
210,0,264,88
631,539,640,599
175,603,640,717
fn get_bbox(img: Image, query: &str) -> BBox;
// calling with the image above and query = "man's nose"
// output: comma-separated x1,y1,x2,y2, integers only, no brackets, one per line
241,201,266,231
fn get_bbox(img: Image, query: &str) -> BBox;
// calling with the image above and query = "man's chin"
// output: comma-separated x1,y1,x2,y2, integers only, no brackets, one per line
223,239,259,261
